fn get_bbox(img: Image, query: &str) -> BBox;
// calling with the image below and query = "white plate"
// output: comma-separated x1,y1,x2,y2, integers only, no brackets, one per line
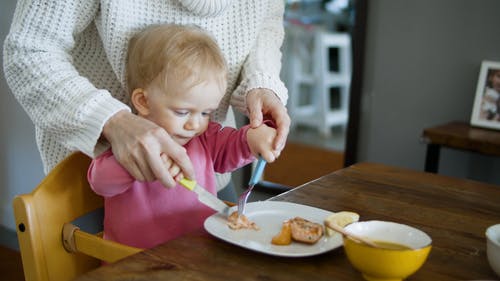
204,201,343,257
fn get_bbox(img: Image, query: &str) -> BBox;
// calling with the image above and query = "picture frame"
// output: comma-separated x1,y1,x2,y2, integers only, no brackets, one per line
470,60,500,130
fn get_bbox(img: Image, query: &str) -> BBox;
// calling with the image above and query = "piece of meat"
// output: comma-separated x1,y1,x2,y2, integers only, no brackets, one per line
290,217,324,244
227,211,259,230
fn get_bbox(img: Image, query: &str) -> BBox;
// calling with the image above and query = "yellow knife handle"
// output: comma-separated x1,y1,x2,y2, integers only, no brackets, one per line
179,178,196,191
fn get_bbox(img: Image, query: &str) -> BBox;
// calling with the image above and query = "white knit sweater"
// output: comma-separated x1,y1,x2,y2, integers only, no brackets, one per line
3,0,288,187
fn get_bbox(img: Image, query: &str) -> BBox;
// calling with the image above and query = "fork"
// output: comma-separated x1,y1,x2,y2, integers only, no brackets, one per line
238,156,267,216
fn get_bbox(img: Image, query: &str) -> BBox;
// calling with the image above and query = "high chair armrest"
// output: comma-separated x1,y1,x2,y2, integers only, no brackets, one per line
62,223,142,263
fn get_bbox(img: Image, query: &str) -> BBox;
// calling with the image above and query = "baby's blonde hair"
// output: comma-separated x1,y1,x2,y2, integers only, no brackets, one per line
126,24,227,95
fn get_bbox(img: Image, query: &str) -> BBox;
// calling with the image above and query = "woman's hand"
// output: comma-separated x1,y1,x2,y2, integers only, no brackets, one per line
102,110,194,188
246,88,290,154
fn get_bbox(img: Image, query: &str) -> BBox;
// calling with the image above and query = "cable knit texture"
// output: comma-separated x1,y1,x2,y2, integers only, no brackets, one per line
3,0,288,186
178,0,231,17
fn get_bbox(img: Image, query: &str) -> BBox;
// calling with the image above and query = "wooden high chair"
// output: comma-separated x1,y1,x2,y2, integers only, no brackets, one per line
13,152,142,281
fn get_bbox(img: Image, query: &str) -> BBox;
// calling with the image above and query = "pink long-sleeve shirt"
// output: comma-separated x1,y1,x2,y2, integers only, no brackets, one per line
88,122,254,249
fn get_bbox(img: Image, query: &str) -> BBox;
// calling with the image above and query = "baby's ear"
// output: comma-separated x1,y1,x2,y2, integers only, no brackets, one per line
131,88,150,116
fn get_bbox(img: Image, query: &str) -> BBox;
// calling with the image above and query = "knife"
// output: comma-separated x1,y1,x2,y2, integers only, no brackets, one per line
179,178,230,215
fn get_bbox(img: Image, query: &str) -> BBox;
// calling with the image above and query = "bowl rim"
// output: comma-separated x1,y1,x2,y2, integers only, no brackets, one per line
486,224,500,247
344,220,433,250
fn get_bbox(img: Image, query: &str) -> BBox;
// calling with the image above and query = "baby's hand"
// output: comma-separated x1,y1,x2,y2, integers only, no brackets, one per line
160,153,184,186
247,124,280,163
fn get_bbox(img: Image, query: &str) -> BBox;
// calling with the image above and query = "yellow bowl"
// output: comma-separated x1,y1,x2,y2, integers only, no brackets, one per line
343,220,432,281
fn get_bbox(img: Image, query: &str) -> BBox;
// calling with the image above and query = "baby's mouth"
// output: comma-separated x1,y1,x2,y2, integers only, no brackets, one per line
174,134,195,142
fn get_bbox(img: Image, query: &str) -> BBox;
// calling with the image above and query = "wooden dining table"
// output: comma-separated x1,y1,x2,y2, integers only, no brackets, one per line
75,162,500,281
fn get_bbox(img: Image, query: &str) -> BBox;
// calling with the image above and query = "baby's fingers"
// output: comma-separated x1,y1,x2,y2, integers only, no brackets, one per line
169,164,181,178
259,150,277,163
160,153,183,187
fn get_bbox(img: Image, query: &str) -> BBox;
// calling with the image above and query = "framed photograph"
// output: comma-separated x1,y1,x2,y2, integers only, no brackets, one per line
470,60,500,130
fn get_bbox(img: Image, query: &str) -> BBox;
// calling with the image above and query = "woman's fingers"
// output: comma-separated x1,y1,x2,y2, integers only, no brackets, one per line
247,89,290,152
102,111,194,188
271,106,290,151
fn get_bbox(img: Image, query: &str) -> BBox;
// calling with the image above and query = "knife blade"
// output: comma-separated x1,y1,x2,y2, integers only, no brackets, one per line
179,178,230,215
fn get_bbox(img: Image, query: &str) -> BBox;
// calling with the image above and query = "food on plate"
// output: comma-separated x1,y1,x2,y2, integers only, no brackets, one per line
227,211,259,230
271,220,292,245
324,211,360,236
271,217,324,245
290,217,324,244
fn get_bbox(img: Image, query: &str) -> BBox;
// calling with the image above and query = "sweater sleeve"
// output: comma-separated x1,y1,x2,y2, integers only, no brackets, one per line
201,122,255,173
230,0,288,114
3,0,130,158
87,150,135,197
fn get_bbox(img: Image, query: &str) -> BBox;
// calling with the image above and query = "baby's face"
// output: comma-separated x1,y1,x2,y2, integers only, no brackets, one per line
492,71,500,92
143,78,225,146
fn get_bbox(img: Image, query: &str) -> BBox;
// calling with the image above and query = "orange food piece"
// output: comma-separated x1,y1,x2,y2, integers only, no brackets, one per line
271,220,292,245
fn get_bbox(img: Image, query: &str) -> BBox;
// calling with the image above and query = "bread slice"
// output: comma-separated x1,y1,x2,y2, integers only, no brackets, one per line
324,211,360,236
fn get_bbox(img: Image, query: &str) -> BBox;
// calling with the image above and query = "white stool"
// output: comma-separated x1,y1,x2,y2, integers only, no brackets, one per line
285,25,352,137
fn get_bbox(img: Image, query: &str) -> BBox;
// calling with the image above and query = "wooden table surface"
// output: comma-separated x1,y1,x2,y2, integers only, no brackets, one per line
422,121,500,172
75,162,500,281
422,121,500,156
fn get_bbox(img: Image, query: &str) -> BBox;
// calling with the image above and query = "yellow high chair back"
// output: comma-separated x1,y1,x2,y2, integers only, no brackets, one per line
13,152,142,281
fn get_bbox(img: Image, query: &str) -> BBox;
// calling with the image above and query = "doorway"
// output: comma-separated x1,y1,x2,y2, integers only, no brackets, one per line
263,0,364,187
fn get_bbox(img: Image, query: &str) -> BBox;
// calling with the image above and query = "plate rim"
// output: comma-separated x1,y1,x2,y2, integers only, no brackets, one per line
203,201,342,257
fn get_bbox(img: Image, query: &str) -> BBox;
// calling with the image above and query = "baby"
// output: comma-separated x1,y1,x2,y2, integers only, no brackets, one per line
88,24,279,249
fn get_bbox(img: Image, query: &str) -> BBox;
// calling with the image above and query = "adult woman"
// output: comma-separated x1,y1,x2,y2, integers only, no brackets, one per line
3,0,290,195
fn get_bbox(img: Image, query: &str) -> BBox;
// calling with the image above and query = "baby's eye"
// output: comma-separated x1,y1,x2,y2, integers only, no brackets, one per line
174,110,189,116
201,111,212,117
